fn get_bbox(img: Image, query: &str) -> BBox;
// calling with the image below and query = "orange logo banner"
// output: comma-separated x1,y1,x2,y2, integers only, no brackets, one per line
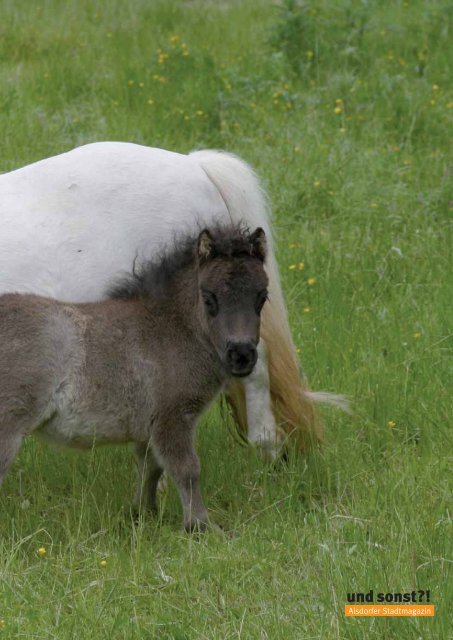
345,605,435,617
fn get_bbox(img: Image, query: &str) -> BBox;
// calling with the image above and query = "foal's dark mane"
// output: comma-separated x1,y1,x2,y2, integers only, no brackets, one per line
108,223,259,300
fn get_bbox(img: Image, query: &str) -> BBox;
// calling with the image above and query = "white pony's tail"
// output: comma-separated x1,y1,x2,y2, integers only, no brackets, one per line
190,149,329,452
304,391,351,414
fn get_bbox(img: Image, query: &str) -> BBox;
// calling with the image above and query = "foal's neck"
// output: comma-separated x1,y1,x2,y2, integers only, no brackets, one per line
150,262,221,358
140,260,200,327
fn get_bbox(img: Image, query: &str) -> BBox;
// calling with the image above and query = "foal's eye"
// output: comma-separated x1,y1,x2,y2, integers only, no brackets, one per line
202,291,219,317
255,290,268,314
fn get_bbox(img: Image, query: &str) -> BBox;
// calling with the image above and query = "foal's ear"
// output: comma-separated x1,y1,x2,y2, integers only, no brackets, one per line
198,229,214,262
250,227,267,262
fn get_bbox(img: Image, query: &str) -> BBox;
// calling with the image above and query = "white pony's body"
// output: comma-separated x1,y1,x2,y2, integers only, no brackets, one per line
1,143,229,300
0,142,324,453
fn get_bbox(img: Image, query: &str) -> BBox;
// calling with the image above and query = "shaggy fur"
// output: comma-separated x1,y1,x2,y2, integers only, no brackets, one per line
108,223,266,300
0,225,268,531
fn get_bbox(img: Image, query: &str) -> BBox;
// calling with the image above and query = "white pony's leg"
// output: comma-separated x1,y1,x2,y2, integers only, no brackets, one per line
242,341,278,459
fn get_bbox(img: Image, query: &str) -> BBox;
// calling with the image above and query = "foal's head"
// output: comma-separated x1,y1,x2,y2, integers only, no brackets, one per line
197,226,268,377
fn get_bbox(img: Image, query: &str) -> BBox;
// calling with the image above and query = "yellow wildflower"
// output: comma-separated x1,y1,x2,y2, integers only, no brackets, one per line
0,619,5,630
138,82,144,89
195,110,204,116
413,332,421,339
313,180,321,188
334,106,343,114
387,420,396,429
293,146,300,152
170,34,180,45
37,546,47,557
100,559,108,567
127,79,134,86
307,277,316,286
306,50,314,58
303,307,311,313
147,99,154,105
432,84,439,91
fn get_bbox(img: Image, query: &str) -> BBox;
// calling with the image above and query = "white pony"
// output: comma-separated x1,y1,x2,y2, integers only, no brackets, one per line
0,142,333,455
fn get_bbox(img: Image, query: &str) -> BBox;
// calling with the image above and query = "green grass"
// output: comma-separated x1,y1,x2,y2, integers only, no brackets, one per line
0,0,452,637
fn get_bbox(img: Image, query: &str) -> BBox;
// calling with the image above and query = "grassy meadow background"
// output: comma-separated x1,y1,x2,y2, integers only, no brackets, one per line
0,0,451,637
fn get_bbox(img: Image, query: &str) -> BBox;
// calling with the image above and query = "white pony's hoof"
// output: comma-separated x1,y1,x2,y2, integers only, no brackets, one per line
253,439,279,462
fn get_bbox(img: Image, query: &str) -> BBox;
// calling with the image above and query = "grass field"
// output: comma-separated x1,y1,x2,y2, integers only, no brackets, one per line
0,0,452,637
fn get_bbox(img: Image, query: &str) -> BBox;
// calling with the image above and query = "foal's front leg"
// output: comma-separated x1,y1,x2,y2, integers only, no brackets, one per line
152,414,208,532
133,442,163,513
0,430,24,488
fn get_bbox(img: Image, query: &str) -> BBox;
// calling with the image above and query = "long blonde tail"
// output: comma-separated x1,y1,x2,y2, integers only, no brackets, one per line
190,149,327,452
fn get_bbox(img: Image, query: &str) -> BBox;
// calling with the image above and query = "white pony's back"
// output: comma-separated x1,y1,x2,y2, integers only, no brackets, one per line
0,142,227,300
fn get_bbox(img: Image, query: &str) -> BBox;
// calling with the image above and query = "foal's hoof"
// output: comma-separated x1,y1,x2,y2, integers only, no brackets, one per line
130,506,146,524
184,519,209,534
130,504,158,523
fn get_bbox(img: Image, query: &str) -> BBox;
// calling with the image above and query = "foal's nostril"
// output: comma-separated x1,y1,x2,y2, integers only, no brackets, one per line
227,342,257,372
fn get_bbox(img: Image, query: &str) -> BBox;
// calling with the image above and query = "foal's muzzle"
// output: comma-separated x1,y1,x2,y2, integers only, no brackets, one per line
226,341,258,377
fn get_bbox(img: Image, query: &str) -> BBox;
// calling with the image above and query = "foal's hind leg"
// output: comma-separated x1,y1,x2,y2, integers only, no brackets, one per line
0,433,24,488
133,442,163,513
